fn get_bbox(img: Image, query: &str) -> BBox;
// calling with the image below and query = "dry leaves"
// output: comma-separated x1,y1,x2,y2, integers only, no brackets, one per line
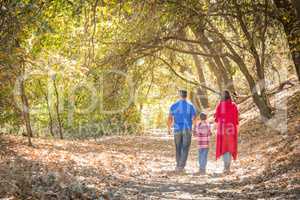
0,85,299,199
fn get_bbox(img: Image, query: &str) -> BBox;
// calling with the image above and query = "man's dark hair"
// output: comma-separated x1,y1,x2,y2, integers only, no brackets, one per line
222,90,231,100
179,90,187,98
200,112,207,120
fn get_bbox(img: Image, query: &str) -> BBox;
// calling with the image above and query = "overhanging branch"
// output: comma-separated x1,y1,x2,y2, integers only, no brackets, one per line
155,56,220,94
145,45,229,58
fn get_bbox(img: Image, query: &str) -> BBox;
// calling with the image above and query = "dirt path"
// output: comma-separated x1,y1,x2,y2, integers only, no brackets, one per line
0,127,299,199
0,132,250,199
109,132,231,199
105,128,299,200
100,131,262,200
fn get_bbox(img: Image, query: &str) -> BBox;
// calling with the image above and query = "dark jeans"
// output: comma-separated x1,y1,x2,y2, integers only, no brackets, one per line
174,131,191,169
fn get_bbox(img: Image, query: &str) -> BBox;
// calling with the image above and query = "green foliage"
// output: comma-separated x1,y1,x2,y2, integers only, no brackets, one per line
0,0,298,138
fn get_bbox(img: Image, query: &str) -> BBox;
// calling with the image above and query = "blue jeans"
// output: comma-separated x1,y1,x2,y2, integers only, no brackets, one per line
174,131,191,169
223,152,231,169
198,148,209,171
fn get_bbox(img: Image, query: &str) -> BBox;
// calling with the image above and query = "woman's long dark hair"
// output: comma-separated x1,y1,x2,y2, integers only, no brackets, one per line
221,90,231,101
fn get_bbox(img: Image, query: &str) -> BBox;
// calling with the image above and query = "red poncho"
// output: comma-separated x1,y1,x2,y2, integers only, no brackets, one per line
214,99,239,160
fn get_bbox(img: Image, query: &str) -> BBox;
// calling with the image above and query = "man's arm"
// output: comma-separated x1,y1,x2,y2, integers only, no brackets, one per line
192,116,197,126
167,114,173,135
192,116,197,136
191,105,197,127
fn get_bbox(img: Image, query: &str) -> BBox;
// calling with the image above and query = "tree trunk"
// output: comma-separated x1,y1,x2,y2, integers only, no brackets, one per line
194,64,209,108
274,0,300,81
193,27,235,91
189,30,223,91
292,0,300,20
206,17,273,119
232,56,273,119
189,90,201,111
221,56,236,94
223,3,273,119
20,79,33,146
205,58,224,91
252,92,273,120
53,78,63,139
187,44,209,108
45,95,55,137
38,81,55,137
286,36,300,81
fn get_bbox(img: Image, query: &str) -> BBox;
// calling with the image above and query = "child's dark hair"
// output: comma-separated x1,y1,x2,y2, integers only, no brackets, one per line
200,112,207,120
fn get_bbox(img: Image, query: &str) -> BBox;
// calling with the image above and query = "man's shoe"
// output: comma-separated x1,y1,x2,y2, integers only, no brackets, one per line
175,167,181,172
175,167,186,174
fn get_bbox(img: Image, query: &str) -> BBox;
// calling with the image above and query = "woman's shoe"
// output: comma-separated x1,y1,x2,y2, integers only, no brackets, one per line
223,168,231,175
199,169,206,175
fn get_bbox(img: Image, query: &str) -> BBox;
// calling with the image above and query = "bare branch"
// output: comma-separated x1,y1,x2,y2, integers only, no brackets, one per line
155,55,220,94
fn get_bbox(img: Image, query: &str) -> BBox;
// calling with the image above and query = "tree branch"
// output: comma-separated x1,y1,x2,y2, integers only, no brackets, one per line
144,44,229,58
155,55,220,94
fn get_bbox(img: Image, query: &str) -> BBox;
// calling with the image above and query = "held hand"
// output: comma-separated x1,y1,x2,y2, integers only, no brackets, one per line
167,128,172,135
192,131,196,137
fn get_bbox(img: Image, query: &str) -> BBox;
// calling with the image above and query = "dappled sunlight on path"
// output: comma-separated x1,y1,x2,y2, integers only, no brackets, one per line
86,130,260,199
1,115,299,199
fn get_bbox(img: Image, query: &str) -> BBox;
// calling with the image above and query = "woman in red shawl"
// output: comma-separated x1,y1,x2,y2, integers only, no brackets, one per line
214,90,239,173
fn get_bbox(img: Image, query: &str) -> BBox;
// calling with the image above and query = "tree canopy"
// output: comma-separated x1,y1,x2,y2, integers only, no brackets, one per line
0,0,299,142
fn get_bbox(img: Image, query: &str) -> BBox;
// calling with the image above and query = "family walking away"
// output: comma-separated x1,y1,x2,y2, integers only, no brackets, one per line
167,90,239,174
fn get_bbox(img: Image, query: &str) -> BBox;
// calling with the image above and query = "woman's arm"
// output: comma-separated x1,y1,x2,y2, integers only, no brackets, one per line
214,103,221,123
234,104,239,126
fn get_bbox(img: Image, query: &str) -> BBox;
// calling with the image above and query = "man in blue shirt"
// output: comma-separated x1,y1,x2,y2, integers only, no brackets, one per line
167,90,197,172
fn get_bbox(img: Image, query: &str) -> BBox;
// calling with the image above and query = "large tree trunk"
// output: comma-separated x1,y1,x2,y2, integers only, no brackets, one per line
274,0,300,81
193,27,236,92
233,56,273,119
252,92,273,120
20,79,33,146
231,1,273,119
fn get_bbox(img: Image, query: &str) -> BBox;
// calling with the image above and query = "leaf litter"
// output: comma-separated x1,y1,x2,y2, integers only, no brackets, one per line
0,86,299,199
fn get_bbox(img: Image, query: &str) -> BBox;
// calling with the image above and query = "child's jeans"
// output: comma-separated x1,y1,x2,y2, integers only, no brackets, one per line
198,148,209,171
